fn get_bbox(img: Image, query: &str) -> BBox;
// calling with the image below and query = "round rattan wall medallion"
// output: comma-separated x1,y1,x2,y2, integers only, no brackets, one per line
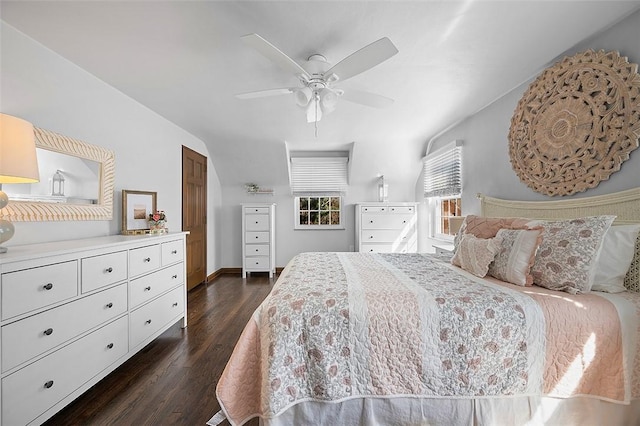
508,49,640,196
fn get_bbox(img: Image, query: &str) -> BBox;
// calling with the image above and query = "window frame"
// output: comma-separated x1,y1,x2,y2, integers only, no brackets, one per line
433,195,462,241
294,195,344,230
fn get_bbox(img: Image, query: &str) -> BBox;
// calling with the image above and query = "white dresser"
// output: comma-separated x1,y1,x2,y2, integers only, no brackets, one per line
355,202,418,253
0,232,188,426
242,203,276,278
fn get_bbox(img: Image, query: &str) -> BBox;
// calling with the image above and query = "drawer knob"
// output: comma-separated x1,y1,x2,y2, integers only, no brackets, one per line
44,328,54,336
144,257,151,262
145,286,151,291
44,380,54,389
105,267,113,273
171,250,178,254
370,220,374,224
43,283,54,290
172,274,178,279
107,343,114,349
172,302,178,307
146,319,152,324
369,249,374,252
255,221,259,224
106,302,113,308
369,236,373,239
255,236,259,239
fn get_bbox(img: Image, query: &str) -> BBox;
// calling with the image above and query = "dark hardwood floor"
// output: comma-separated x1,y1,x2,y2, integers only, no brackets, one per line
44,273,274,426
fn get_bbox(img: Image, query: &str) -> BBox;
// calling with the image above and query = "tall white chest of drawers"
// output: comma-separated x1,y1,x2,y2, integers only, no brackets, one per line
355,202,418,253
242,203,276,278
0,232,188,426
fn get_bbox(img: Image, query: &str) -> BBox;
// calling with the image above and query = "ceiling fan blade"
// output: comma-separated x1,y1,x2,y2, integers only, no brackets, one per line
241,33,310,80
235,88,295,99
325,37,398,82
341,89,394,108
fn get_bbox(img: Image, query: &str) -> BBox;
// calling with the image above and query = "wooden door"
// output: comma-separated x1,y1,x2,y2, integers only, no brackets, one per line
182,146,207,290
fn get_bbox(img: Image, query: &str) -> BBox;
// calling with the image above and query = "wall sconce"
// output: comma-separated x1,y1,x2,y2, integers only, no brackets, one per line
52,169,65,196
377,174,388,202
0,113,40,252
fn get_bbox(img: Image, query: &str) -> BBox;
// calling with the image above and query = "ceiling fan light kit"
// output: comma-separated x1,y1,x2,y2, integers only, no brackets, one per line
236,33,398,128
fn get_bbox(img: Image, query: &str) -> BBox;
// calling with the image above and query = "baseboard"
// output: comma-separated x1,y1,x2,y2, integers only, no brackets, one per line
207,267,283,282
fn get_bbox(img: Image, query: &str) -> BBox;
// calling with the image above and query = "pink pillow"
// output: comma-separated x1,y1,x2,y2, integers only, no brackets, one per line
452,233,503,277
462,215,532,239
488,227,544,286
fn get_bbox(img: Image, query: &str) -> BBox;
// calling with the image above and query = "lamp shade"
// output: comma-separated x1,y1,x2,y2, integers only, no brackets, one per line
295,87,312,107
0,114,39,183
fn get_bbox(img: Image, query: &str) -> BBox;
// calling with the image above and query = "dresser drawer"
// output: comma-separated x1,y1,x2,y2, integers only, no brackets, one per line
244,206,269,214
245,214,270,231
245,231,270,244
245,244,269,256
2,283,127,373
361,214,415,230
244,256,270,270
360,227,416,243
388,206,415,214
129,244,161,277
81,251,128,293
2,315,128,426
161,239,184,266
130,286,184,349
1,261,78,321
360,206,388,213
360,244,395,253
130,263,184,308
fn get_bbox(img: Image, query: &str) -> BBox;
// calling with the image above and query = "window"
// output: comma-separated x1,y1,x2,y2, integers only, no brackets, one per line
295,196,342,229
288,149,349,230
435,196,462,238
424,140,463,239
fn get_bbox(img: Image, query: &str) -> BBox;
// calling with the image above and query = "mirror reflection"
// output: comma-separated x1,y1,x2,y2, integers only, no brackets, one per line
4,148,100,204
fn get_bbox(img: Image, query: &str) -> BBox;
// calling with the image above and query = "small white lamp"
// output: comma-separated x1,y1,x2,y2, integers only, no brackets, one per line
0,113,40,253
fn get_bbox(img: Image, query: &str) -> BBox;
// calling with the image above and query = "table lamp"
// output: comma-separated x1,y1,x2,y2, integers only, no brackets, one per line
0,113,40,253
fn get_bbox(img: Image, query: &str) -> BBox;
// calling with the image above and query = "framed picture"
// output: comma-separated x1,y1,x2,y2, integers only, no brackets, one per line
122,190,157,235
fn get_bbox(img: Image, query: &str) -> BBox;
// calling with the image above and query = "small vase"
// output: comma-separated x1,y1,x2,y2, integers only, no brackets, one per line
149,222,166,235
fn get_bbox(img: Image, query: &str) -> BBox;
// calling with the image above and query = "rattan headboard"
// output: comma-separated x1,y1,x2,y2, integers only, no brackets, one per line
477,187,640,292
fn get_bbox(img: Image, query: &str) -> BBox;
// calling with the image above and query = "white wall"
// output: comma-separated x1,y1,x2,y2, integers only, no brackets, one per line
0,22,223,275
221,178,416,269
416,9,640,220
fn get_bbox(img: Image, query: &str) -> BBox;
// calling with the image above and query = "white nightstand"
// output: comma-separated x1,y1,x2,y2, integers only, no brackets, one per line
432,243,455,255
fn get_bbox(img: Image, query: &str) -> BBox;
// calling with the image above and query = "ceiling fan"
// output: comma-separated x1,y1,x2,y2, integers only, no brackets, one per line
235,33,399,123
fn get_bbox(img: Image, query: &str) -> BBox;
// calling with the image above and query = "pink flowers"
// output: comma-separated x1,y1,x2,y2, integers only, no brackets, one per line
148,210,166,223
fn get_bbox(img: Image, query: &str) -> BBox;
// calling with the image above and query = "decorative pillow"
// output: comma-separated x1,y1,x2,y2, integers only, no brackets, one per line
488,227,544,286
591,224,640,293
462,215,532,239
530,216,615,294
452,233,503,278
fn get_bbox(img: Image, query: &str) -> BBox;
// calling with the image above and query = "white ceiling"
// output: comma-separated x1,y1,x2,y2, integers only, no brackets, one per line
2,1,640,189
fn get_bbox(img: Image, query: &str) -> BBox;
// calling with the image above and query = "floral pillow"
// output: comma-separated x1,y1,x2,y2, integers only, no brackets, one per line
530,216,615,294
488,227,544,286
452,233,503,278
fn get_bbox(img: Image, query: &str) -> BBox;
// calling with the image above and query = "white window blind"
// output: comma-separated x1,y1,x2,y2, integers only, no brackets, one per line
290,157,348,194
423,140,462,198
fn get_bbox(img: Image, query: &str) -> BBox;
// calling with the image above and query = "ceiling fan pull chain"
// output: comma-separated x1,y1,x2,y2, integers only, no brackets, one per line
315,96,319,138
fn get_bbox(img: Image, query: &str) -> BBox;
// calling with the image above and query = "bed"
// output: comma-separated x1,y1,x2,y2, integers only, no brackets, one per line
211,187,640,426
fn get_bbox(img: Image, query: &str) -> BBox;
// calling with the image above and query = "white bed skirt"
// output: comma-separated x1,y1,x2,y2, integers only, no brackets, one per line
258,396,640,426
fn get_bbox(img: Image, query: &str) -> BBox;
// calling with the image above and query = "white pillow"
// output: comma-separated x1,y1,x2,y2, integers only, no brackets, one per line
451,233,503,278
591,224,640,293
